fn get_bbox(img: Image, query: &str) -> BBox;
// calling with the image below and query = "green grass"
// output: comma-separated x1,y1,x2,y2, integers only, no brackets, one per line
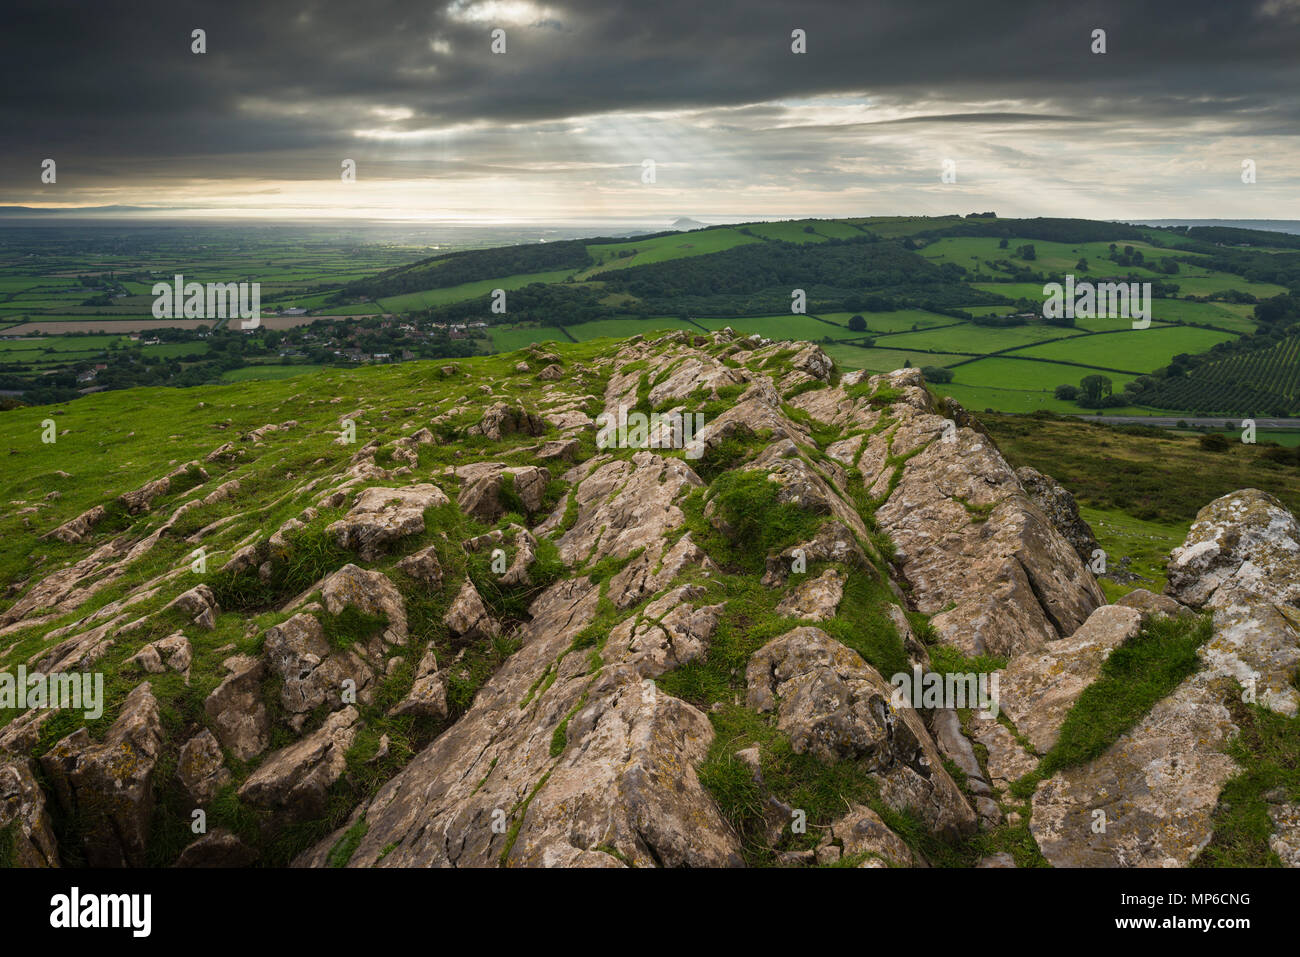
1196,699,1300,867
1005,326,1236,372
577,228,761,278
1011,614,1213,797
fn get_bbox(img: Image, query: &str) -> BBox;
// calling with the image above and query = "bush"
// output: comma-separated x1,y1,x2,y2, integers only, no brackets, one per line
1200,433,1231,452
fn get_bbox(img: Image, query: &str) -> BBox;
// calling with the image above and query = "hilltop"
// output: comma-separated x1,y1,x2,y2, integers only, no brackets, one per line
1,331,1297,868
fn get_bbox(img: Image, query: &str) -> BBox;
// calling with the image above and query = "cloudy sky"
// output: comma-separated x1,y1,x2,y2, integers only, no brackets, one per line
3,0,1299,224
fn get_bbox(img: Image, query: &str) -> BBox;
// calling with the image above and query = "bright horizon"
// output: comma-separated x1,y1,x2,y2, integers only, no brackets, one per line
4,1,1300,224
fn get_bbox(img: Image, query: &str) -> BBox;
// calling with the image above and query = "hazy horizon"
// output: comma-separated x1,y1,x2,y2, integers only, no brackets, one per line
4,0,1300,223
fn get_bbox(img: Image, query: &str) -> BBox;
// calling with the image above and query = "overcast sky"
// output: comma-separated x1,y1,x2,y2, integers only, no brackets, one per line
3,0,1299,224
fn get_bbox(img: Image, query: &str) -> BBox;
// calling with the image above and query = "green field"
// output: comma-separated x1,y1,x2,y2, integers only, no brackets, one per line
1005,326,1236,373
824,343,968,373
947,354,1139,397
2,214,1295,419
817,309,956,333
377,269,577,312
578,228,760,278
876,322,1085,354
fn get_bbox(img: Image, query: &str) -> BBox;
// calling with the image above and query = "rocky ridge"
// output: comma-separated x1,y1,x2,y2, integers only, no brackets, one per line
0,330,1295,869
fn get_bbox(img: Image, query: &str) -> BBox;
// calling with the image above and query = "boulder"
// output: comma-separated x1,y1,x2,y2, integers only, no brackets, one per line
468,402,546,441
263,612,375,724
390,645,448,718
321,564,408,646
394,545,443,588
204,654,270,761
40,682,163,867
443,579,499,644
774,567,846,621
238,707,360,824
176,729,231,807
1016,466,1101,564
746,627,976,839
327,484,449,561
0,758,60,867
815,804,917,867
167,584,220,631
457,465,551,523
175,828,259,868
1115,588,1194,622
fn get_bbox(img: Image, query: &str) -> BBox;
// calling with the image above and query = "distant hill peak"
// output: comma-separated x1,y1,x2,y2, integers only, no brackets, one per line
669,217,708,230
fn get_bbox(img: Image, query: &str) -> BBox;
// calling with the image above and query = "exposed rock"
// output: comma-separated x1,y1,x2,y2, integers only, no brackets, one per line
328,484,449,561
238,706,360,824
468,402,546,441
443,579,499,643
175,828,259,867
457,464,551,523
775,567,846,621
1030,672,1239,868
321,564,408,646
394,544,443,588
536,437,579,460
1016,466,1101,564
816,804,917,867
608,533,716,610
119,462,206,514
1268,803,1300,868
204,654,270,761
299,572,740,868
263,612,375,724
746,627,976,839
47,505,105,544
762,520,867,587
0,757,60,867
465,524,538,586
167,584,220,631
556,451,702,566
1116,588,1194,622
999,604,1143,755
1166,489,1300,715
40,682,163,867
973,721,1038,792
125,631,192,681
870,369,1104,658
176,729,230,807
390,644,448,718
538,363,564,381
976,852,1017,868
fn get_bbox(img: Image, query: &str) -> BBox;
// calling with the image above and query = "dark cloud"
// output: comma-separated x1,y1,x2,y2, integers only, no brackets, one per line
1,0,1297,211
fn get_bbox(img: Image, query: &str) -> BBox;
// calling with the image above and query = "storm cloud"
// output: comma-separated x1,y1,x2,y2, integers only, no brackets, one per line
2,0,1297,220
